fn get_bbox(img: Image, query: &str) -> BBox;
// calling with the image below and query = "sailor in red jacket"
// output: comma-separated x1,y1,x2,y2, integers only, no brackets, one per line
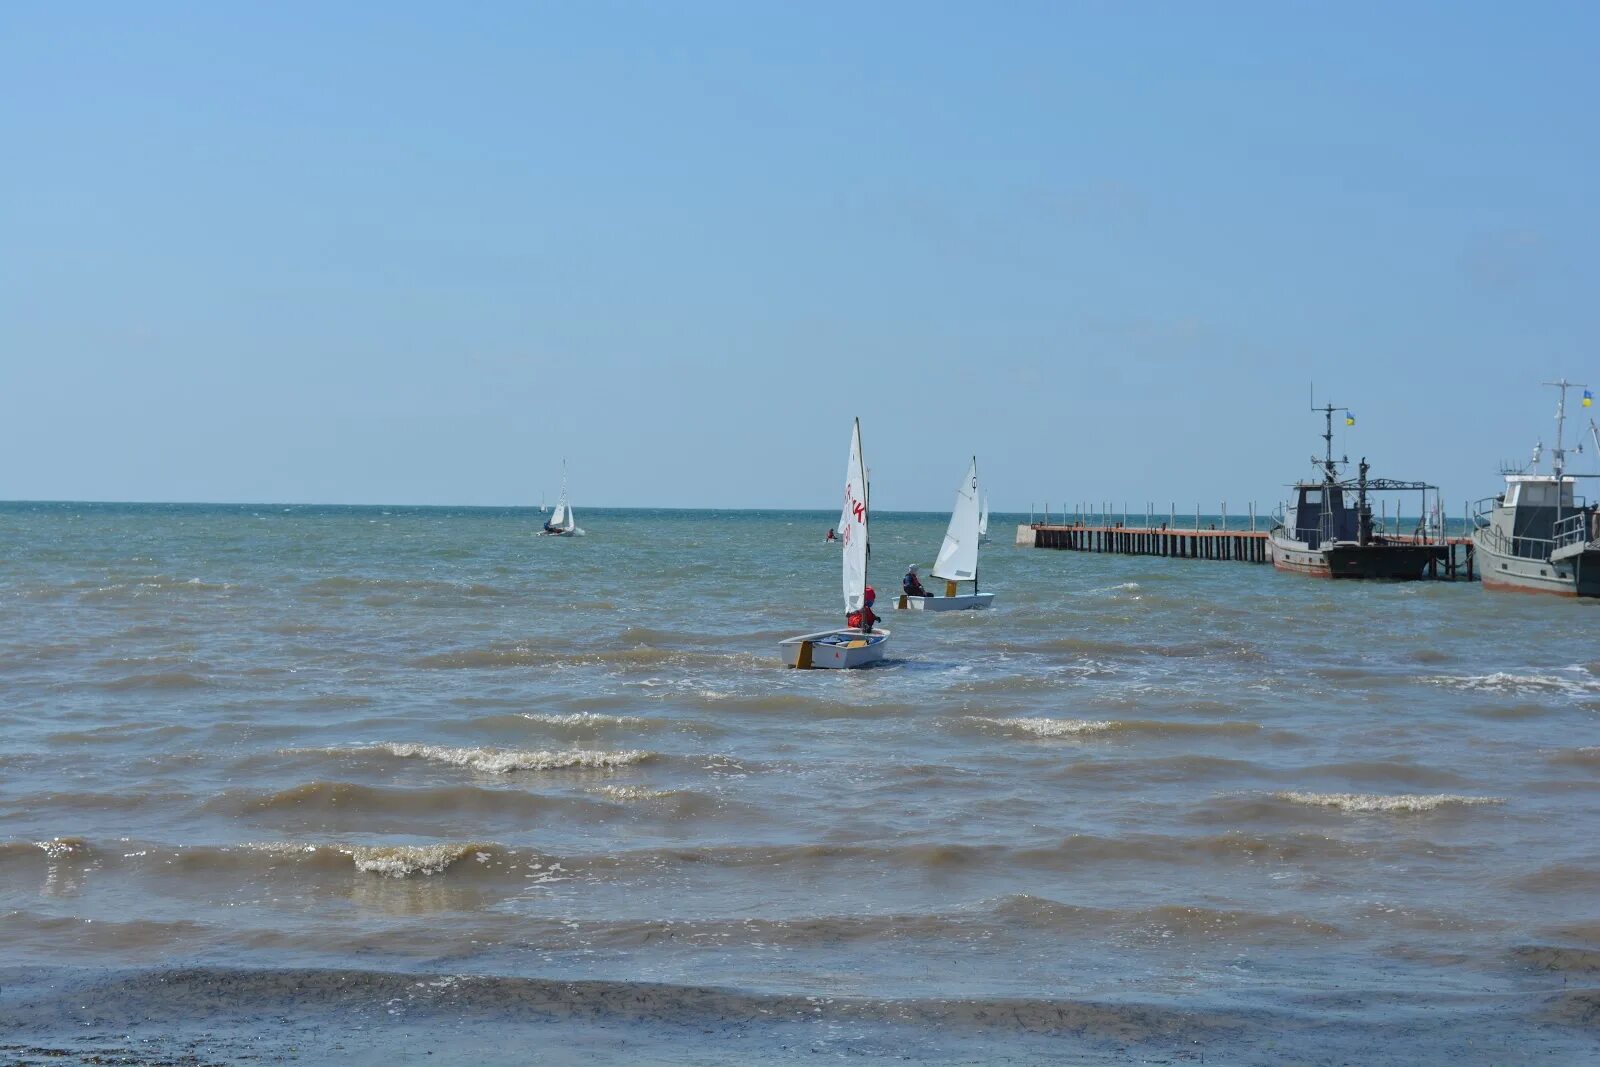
846,586,879,633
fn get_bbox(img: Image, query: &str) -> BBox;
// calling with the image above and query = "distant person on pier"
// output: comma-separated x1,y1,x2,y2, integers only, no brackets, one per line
847,587,879,633
902,564,929,599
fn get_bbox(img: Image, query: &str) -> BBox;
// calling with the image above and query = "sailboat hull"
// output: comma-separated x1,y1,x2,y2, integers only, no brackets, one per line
895,593,995,611
778,629,890,669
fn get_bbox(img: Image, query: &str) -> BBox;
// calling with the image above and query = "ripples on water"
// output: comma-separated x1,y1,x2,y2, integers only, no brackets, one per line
1,503,1598,1064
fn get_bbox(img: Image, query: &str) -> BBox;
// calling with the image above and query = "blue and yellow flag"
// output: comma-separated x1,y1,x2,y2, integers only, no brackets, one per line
1584,389,1593,408
1345,413,1356,426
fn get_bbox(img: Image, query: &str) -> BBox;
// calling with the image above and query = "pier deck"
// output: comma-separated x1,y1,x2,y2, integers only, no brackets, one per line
1017,524,1476,579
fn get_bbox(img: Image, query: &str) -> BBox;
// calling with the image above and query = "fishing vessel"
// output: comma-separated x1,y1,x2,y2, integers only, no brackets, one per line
539,463,581,537
779,418,890,668
1472,379,1600,596
1267,400,1446,579
897,457,995,610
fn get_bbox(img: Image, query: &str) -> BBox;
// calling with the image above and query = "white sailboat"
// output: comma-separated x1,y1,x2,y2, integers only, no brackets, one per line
897,456,996,611
779,418,890,668
978,495,991,544
539,463,581,536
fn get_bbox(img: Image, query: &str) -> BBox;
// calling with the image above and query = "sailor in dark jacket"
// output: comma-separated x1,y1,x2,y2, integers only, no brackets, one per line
902,564,929,598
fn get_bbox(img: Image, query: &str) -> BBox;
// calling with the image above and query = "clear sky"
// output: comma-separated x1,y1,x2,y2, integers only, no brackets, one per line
3,2,1597,513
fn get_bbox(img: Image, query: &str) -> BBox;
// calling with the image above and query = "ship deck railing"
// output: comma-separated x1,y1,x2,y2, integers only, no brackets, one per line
1553,511,1600,552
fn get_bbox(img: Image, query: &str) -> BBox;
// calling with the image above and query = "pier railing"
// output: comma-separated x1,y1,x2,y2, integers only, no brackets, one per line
1018,522,1270,563
1018,521,1476,579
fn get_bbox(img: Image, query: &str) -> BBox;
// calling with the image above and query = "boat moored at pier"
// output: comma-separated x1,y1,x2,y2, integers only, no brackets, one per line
1472,380,1600,597
1267,399,1448,580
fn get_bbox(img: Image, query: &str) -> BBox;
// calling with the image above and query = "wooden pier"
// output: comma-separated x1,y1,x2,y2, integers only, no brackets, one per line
1017,523,1476,579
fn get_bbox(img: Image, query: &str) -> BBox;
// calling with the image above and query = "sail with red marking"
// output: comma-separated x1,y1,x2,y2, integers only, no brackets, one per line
841,418,868,613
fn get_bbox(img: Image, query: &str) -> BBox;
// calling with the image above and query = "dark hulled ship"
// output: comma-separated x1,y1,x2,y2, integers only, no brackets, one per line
1267,402,1448,580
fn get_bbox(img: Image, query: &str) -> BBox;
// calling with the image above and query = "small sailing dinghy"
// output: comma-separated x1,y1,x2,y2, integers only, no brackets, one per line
539,463,581,536
897,456,995,611
779,418,890,668
978,495,991,545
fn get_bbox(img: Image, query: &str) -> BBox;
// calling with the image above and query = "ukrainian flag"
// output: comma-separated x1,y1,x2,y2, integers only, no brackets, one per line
1584,390,1593,408
1345,413,1356,426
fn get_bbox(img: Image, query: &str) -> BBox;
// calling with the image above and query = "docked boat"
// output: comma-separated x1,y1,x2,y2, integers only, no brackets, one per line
897,456,995,610
1472,380,1600,596
539,463,581,536
779,418,890,668
1267,402,1446,580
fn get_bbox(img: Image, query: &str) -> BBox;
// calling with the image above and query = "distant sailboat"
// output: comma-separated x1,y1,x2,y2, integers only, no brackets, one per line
779,418,890,668
978,495,991,544
540,462,581,537
897,457,995,611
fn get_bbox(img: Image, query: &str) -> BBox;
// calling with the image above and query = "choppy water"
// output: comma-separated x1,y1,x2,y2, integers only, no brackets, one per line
2,502,1598,1064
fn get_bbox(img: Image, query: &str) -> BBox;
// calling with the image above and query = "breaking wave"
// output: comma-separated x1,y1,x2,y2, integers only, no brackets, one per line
1273,792,1505,813
1422,671,1600,697
521,712,647,727
963,716,1262,739
289,742,654,773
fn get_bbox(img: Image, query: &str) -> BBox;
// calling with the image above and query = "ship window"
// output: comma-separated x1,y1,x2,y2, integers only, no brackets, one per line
1522,483,1557,507
1502,563,1508,570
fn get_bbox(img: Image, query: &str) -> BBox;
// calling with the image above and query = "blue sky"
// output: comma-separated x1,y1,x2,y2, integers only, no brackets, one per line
3,2,1597,512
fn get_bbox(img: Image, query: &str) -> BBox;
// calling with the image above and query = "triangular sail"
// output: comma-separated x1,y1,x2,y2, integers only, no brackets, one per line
841,419,869,613
979,496,990,537
549,461,570,527
933,457,981,582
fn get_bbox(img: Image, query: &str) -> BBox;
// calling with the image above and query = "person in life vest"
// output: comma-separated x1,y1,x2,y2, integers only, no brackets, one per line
846,586,879,633
902,564,929,598
826,528,837,542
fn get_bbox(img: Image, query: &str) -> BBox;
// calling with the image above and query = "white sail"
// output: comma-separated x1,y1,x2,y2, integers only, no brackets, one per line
561,506,577,532
933,457,981,582
841,418,869,613
549,460,571,528
979,496,990,537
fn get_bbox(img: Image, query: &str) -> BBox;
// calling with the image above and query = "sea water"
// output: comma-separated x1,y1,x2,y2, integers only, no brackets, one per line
1,503,1597,1064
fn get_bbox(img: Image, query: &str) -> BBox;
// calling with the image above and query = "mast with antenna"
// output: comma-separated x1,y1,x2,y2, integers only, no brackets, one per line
1309,385,1350,485
1543,379,1588,529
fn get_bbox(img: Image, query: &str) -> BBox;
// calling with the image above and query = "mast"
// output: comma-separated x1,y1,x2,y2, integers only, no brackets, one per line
1308,387,1349,486
1543,379,1588,529
1357,458,1372,546
973,457,980,595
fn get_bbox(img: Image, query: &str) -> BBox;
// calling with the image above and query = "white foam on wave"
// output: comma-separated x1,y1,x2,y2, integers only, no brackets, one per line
348,843,488,877
34,836,89,858
592,784,675,801
1275,791,1505,813
245,840,493,877
520,712,645,727
966,716,1118,738
380,742,651,773
1423,671,1600,697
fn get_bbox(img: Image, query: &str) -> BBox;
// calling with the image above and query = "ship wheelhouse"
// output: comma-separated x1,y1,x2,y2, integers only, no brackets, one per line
1288,483,1359,549
1485,475,1580,561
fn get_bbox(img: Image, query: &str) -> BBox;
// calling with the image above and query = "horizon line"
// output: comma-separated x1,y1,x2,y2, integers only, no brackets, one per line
0,497,1019,516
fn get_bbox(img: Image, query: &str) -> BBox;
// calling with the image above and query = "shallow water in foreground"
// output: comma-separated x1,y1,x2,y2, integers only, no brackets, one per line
1,503,1598,1064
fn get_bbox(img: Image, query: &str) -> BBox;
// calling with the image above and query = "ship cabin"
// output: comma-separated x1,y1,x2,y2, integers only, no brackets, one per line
1288,483,1359,549
1494,474,1582,559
